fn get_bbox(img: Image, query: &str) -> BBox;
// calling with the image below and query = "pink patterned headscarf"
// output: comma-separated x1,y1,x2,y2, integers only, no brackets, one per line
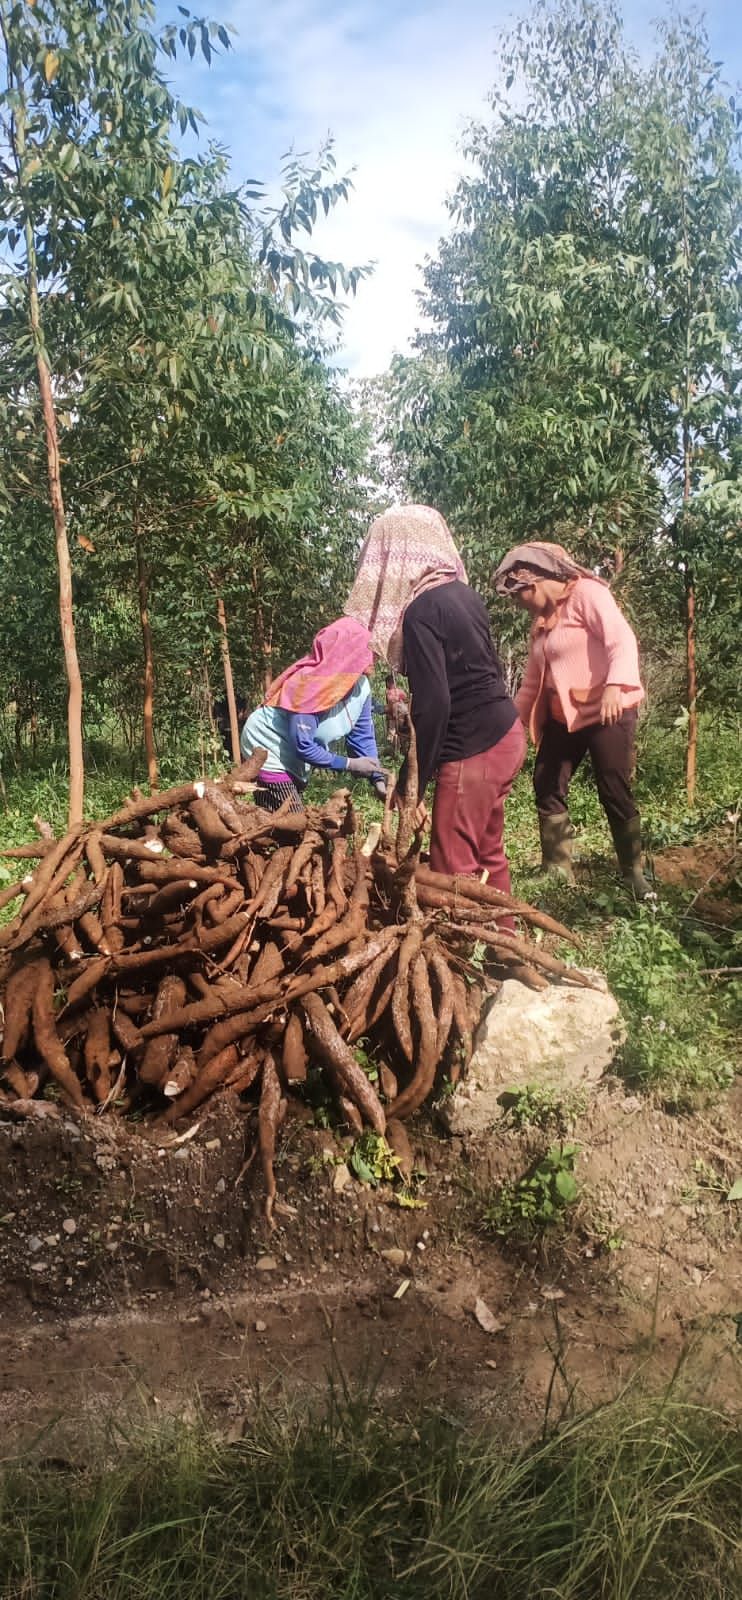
265,618,373,714
344,505,467,669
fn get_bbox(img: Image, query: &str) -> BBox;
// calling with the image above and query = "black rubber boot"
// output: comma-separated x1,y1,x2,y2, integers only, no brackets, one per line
609,814,652,899
538,812,576,885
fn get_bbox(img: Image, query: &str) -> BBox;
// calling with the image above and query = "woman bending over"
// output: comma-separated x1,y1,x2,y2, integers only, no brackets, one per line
240,618,386,811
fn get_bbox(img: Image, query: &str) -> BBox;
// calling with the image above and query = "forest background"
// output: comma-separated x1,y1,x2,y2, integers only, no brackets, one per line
0,0,739,827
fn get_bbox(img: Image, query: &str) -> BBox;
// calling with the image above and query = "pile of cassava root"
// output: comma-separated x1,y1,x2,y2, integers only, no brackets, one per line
0,738,591,1218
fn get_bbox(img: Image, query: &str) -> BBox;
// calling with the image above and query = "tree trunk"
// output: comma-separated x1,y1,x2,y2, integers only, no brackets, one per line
685,569,697,807
135,530,159,791
262,619,273,696
34,315,85,824
253,597,274,695
216,595,241,764
682,425,697,806
251,559,274,694
4,27,84,824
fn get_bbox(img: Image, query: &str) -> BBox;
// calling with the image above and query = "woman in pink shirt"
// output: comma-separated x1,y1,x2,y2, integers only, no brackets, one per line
494,541,651,896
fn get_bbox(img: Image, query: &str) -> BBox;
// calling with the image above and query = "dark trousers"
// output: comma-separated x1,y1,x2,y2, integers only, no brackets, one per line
533,710,638,831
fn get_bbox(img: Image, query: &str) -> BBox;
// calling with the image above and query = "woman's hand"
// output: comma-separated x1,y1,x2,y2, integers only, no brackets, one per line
345,755,381,777
600,685,623,726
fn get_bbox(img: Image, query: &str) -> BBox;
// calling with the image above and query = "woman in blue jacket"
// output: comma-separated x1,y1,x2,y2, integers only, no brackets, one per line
240,618,386,811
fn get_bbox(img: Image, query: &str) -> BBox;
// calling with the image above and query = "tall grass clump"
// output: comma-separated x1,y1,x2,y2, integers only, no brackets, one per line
1,1388,740,1599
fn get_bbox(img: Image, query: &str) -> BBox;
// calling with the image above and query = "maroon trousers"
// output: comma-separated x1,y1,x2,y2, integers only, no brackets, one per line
429,720,526,899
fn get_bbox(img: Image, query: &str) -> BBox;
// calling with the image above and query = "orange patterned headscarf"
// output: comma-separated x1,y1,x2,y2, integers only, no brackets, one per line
265,618,373,714
344,504,467,669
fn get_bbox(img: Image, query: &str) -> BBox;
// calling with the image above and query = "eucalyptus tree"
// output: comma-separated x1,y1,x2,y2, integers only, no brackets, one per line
0,1,371,801
0,0,233,819
384,2,741,796
622,17,742,801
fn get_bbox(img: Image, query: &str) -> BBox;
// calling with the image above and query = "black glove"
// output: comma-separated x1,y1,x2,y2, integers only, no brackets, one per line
345,755,380,777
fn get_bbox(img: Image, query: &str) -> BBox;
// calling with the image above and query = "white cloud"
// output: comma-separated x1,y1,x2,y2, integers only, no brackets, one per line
186,0,507,374
181,0,742,375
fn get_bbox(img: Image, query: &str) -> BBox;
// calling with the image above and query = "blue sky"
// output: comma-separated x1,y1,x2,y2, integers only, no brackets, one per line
165,1,742,375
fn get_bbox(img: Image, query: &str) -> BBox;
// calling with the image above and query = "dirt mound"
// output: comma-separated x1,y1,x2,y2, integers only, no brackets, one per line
2,1079,740,1446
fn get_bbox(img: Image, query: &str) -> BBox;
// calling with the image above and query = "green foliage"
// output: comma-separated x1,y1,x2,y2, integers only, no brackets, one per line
1,1388,740,1600
604,905,736,1104
499,1084,587,1134
0,0,377,773
349,1132,399,1186
378,0,741,738
481,1144,580,1241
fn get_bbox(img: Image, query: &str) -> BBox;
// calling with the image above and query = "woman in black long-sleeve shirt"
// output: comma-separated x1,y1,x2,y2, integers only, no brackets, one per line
345,505,525,895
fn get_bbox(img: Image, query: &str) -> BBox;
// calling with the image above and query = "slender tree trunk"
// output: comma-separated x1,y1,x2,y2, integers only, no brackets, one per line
262,617,273,695
135,526,159,791
32,284,85,823
216,595,241,764
679,186,698,809
682,426,697,806
684,569,697,806
253,596,274,694
251,558,274,693
2,26,85,825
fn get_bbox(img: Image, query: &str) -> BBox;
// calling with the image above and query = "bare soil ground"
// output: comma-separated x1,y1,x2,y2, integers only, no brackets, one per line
1,840,740,1449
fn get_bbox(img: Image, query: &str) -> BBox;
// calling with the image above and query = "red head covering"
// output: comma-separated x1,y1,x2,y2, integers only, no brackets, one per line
265,618,373,715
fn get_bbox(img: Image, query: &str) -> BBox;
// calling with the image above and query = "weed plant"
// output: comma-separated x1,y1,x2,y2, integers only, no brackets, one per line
479,1143,581,1242
1,1386,740,1600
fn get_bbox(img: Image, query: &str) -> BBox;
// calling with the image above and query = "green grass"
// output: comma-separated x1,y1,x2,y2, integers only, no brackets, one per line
1,1387,740,1599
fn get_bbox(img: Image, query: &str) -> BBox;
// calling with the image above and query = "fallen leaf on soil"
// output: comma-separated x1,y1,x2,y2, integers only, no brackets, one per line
473,1297,506,1335
726,1178,742,1202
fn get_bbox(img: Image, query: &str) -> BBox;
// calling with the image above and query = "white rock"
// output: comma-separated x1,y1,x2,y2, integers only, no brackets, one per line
62,1218,77,1236
442,972,622,1136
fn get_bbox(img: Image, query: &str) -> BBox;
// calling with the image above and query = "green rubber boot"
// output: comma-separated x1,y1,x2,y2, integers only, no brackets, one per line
610,815,653,899
538,812,576,885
